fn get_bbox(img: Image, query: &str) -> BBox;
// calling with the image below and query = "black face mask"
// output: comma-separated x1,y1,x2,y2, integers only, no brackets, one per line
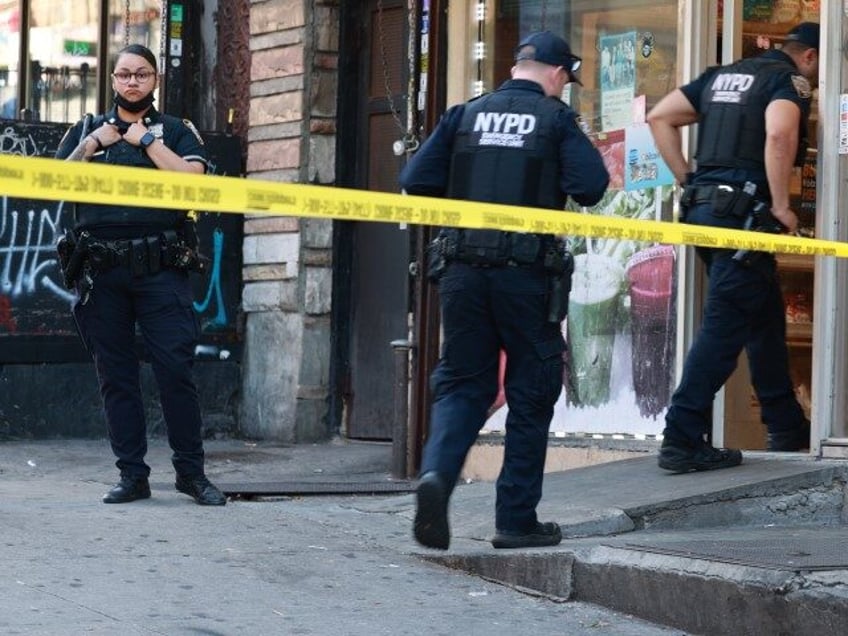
114,91,155,113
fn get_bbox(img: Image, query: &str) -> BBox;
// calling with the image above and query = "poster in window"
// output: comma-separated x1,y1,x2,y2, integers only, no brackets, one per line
483,186,677,438
624,123,675,191
593,129,625,191
600,31,636,131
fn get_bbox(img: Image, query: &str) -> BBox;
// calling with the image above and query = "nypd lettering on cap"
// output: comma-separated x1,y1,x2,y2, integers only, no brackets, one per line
472,111,537,148
709,73,755,104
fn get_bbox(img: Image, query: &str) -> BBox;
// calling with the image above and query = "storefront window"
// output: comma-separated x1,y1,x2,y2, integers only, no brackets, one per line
0,0,161,123
107,0,162,70
27,0,101,122
0,1,21,118
468,1,680,436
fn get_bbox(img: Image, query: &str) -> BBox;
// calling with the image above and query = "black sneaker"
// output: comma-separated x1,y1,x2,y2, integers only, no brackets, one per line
103,475,151,504
491,521,562,549
175,474,227,506
413,471,450,550
658,440,743,474
767,419,811,452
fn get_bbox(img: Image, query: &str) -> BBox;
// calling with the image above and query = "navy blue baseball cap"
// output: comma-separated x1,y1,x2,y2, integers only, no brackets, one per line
785,22,820,50
515,31,583,85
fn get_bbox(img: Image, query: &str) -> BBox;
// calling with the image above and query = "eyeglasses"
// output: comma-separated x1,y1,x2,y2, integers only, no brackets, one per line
568,56,582,73
112,71,155,84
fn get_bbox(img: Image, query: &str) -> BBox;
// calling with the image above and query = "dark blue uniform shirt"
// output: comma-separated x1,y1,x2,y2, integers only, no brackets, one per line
56,106,207,239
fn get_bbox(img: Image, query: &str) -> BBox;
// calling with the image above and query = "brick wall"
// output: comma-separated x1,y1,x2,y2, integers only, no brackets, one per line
240,0,339,442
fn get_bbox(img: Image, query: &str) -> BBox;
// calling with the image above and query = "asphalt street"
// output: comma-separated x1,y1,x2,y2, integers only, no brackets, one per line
0,438,681,636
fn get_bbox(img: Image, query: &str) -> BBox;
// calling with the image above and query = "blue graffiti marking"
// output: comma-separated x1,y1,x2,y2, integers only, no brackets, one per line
193,227,227,328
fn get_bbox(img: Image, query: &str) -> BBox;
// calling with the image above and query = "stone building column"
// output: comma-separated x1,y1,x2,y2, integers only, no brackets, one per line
240,0,338,442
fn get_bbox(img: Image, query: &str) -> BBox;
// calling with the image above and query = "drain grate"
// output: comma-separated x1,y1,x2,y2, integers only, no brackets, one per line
619,535,848,571
218,480,416,497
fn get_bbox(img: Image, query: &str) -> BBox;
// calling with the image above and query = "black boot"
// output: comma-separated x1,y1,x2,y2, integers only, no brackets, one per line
767,419,811,452
658,439,742,473
103,475,151,504
491,521,562,549
413,471,450,550
175,474,227,506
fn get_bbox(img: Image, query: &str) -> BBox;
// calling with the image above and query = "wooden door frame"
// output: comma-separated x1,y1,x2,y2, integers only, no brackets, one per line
333,0,414,440
407,0,448,475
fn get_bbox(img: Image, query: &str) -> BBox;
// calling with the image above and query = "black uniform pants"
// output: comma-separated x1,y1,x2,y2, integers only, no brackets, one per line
73,266,205,479
664,202,807,445
420,263,565,533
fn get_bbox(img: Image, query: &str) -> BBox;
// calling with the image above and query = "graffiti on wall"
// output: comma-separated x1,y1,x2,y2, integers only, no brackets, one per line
0,123,58,157
0,120,244,360
1,198,72,302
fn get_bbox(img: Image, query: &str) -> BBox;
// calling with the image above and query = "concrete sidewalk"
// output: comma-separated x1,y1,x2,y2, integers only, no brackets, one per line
0,437,677,636
407,452,848,634
2,437,847,635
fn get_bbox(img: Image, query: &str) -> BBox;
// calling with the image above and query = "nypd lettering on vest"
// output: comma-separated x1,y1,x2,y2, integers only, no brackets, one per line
448,91,564,209
696,56,810,171
709,73,755,103
472,111,537,148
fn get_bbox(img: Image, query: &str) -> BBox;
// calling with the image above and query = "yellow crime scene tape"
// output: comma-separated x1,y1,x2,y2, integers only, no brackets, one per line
0,153,845,258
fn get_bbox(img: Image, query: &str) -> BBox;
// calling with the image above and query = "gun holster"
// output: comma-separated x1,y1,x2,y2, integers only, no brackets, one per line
680,184,754,222
56,230,90,289
161,227,207,273
732,201,785,267
545,243,574,323
426,240,445,282
721,186,754,219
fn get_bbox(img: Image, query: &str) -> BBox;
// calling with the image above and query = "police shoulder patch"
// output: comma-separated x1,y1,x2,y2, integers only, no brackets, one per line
182,118,205,145
791,74,812,99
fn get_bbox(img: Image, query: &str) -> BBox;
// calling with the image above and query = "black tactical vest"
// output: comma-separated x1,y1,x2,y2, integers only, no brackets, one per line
696,56,809,171
74,113,188,237
447,91,565,210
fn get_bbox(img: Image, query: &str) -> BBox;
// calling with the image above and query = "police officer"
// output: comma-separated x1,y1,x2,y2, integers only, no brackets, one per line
400,31,609,549
55,44,226,505
647,23,819,473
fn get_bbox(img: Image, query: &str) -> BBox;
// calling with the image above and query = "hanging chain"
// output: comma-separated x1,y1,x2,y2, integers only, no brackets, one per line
377,0,419,155
124,0,132,47
377,0,407,135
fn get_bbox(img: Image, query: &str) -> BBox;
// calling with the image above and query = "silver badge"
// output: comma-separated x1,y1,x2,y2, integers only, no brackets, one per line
791,74,812,99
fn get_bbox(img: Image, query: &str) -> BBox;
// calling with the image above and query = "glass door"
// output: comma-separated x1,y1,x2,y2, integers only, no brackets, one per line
720,0,820,451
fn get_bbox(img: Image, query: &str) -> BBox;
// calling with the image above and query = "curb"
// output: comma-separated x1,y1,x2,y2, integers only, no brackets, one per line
571,544,848,635
419,463,848,634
